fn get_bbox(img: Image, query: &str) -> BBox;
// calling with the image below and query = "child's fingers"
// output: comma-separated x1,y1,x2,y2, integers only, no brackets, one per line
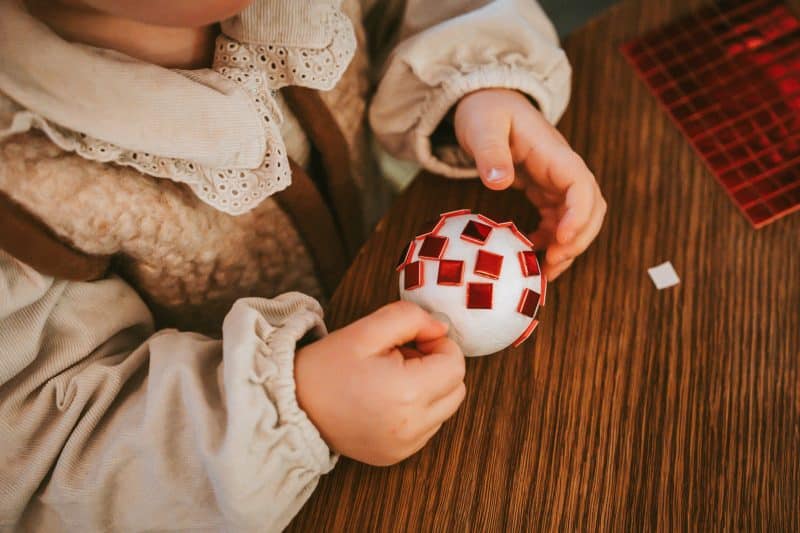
519,121,595,199
404,341,465,404
415,333,460,357
423,381,467,429
525,184,563,208
511,174,527,190
527,210,559,250
458,113,515,190
545,145,595,192
405,423,444,459
556,180,602,244
476,146,515,190
543,257,574,280
548,187,606,263
398,346,422,359
528,227,555,251
337,301,448,358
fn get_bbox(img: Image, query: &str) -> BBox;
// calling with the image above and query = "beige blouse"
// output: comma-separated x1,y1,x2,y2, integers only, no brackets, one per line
0,0,570,212
0,0,571,531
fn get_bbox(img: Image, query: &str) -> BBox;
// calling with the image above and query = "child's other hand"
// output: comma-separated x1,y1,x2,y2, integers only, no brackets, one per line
295,301,466,466
454,88,606,280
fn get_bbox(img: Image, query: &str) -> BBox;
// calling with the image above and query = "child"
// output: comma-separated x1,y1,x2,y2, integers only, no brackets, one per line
0,0,606,530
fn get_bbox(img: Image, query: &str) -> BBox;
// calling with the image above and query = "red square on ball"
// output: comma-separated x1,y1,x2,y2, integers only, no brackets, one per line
460,220,493,245
437,259,464,285
466,282,493,309
395,240,415,272
518,250,540,277
474,250,504,279
418,235,448,259
404,261,424,290
517,288,540,317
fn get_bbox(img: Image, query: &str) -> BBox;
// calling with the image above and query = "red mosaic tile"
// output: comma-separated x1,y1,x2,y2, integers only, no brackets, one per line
474,250,504,279
418,235,448,259
403,261,424,290
415,218,444,239
395,240,416,272
437,259,464,286
497,221,534,248
476,214,500,227
621,0,800,227
466,282,493,309
512,320,539,348
518,250,540,277
511,228,535,249
460,219,493,245
517,288,540,317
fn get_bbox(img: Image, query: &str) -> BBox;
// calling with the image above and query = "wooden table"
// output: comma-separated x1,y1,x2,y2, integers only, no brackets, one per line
289,0,800,529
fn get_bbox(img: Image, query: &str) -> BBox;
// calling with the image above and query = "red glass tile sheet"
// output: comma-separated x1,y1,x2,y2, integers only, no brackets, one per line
437,259,464,285
517,288,541,317
518,250,540,277
418,235,448,259
474,250,504,279
403,261,424,290
622,0,800,228
512,320,539,348
466,282,493,309
460,219,493,244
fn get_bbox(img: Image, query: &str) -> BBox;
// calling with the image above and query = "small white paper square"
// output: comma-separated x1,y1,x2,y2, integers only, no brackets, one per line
647,261,680,289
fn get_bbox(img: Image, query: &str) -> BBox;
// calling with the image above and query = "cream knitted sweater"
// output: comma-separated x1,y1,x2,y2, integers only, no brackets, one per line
0,0,571,530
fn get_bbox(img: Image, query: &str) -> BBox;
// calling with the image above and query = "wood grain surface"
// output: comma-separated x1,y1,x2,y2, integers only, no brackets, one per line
289,0,800,530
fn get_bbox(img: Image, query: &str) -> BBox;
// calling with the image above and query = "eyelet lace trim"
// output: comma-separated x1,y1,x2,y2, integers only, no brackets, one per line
11,62,290,216
6,7,356,215
215,7,356,91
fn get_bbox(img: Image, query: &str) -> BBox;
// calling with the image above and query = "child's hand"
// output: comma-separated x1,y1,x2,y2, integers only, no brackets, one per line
454,88,606,280
295,301,466,466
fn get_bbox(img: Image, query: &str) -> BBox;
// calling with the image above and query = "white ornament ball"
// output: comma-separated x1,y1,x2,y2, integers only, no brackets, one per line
397,210,545,357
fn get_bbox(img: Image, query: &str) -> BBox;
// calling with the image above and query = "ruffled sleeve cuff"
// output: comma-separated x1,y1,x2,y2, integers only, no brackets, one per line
222,293,336,472
216,293,336,528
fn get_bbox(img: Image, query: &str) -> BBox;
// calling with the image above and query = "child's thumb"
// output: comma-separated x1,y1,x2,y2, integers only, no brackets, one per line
460,120,515,191
341,301,448,358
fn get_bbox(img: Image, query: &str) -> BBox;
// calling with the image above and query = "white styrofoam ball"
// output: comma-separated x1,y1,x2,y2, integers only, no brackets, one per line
398,211,544,357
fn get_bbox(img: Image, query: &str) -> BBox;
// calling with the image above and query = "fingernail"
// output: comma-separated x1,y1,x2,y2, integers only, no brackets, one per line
561,229,575,242
487,168,508,183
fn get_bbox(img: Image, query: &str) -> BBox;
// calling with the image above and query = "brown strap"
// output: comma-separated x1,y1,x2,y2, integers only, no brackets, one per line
0,88,359,291
281,86,364,257
274,160,350,297
0,190,110,281
0,169,346,293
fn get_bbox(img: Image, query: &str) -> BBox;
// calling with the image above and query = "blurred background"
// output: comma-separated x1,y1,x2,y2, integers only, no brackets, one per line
541,0,618,36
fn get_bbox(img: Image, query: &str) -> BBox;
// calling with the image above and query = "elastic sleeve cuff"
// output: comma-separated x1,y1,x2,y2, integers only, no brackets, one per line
222,293,337,476
413,62,571,179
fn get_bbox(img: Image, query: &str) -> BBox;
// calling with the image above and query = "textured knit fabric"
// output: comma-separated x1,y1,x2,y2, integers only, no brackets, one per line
0,0,571,530
0,123,323,335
